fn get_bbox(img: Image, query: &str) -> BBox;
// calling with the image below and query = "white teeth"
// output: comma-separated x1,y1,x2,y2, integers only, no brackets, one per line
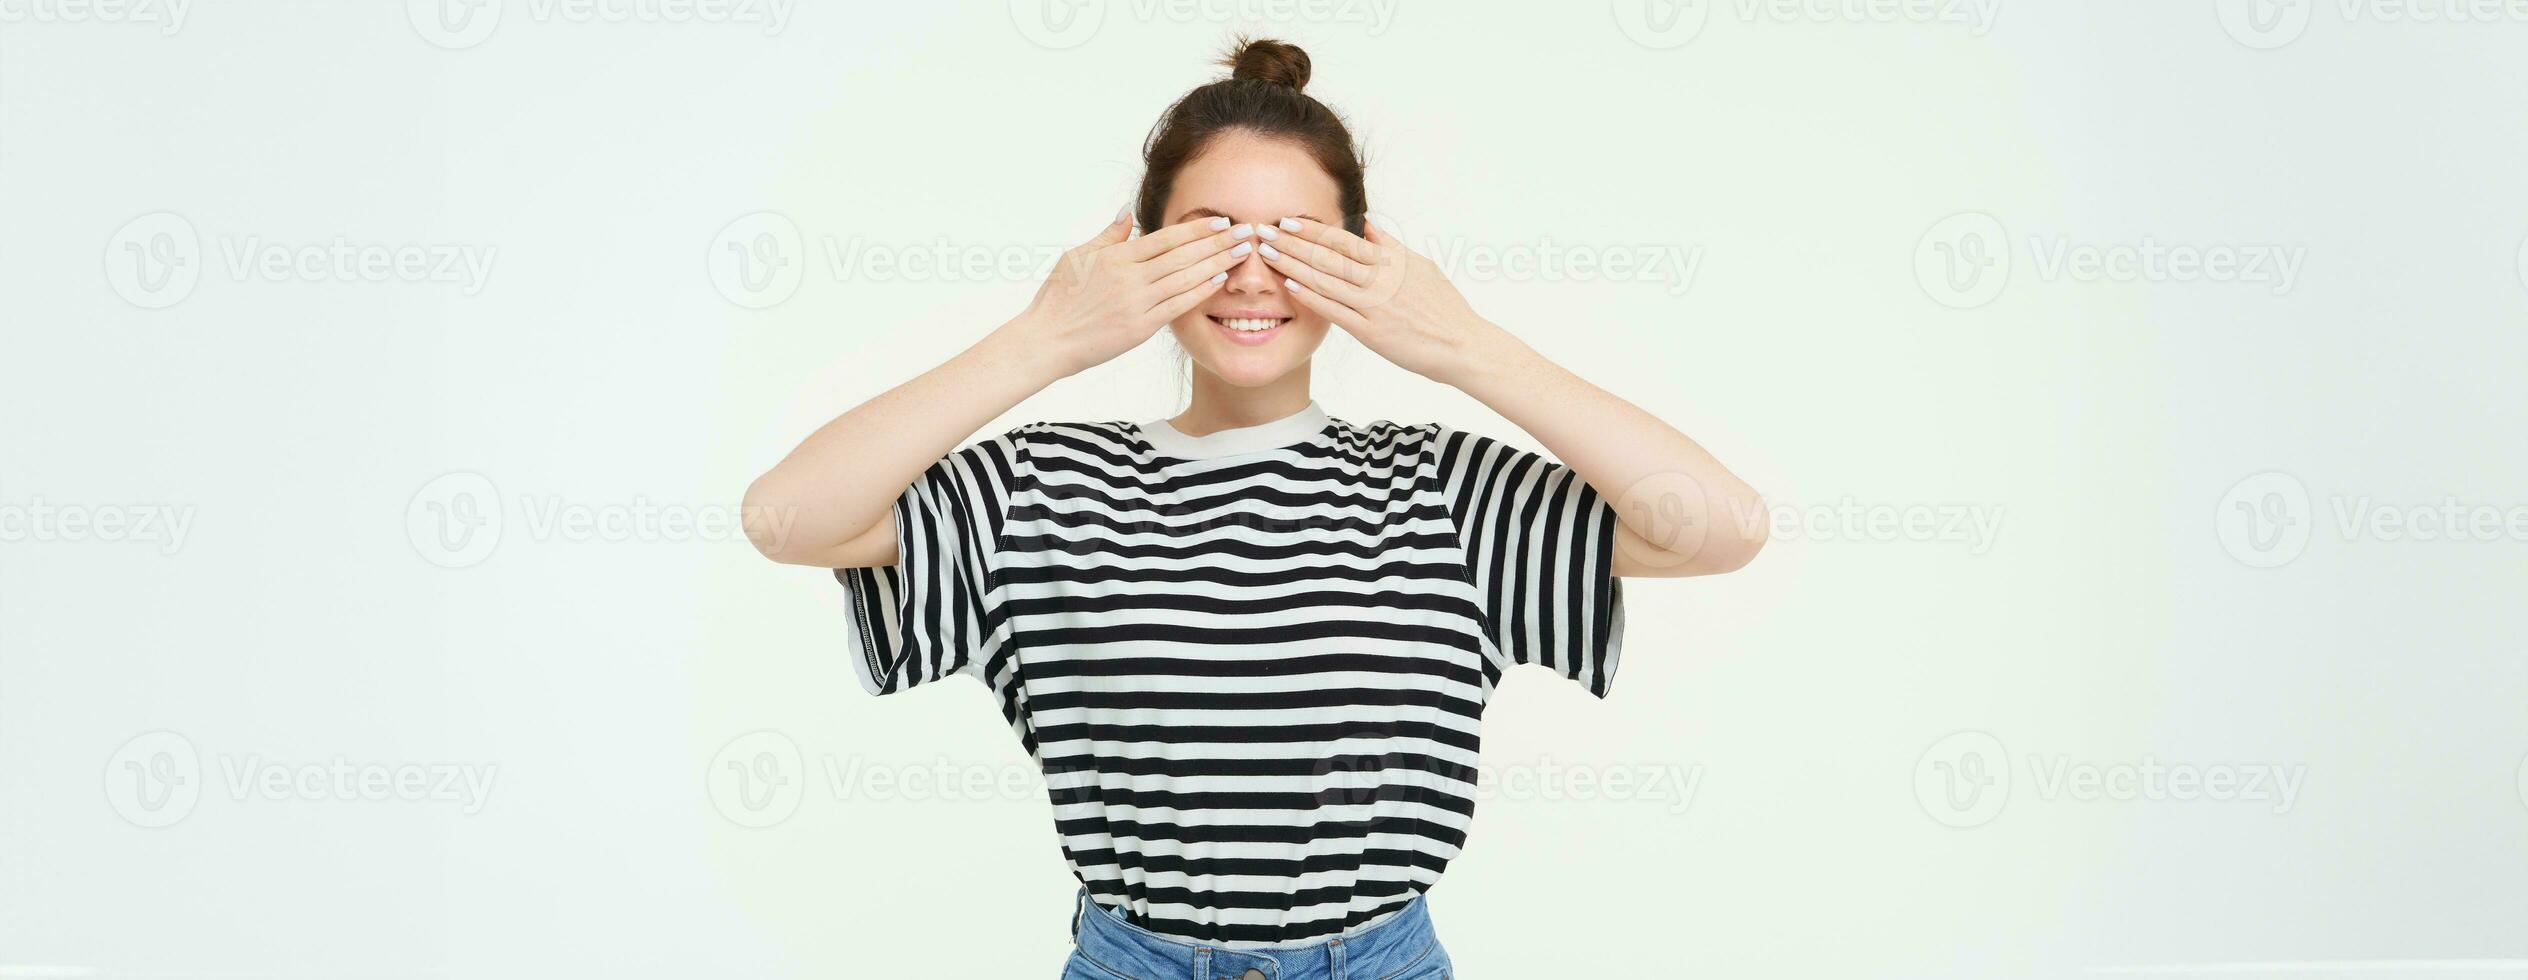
1217,317,1285,332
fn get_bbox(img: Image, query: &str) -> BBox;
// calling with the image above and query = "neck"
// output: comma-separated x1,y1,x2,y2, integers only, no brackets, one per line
1171,365,1313,437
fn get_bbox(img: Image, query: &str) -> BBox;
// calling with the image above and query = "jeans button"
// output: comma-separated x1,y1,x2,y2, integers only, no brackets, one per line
1240,971,1266,980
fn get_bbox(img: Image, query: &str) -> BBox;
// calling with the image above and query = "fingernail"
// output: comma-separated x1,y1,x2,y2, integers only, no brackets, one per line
1258,242,1282,260
1278,217,1302,232
1255,223,1278,241
1209,271,1228,284
1230,241,1255,258
1230,223,1253,240
1208,216,1231,231
1116,202,1133,223
1284,277,1303,291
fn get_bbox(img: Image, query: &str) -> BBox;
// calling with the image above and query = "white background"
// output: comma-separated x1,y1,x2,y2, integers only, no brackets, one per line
6,1,2528,977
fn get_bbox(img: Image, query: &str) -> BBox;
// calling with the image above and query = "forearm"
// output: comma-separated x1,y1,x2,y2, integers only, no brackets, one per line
742,320,1055,566
1449,323,1767,576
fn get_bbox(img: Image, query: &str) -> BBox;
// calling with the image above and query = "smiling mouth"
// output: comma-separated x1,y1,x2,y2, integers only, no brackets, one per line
1207,314,1292,345
1208,315,1290,333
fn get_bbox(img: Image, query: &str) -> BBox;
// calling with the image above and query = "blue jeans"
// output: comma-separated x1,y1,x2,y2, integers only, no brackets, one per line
1061,889,1454,980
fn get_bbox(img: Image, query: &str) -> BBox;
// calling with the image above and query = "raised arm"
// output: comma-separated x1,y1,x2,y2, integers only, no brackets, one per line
1259,217,1767,578
741,210,1256,567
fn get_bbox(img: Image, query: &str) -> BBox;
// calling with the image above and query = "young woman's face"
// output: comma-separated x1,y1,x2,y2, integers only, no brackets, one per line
1159,131,1344,388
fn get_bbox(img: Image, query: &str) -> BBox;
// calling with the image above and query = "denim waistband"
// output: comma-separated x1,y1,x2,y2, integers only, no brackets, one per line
1066,889,1448,980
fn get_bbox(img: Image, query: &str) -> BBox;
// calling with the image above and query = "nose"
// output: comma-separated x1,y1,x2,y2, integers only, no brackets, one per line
1223,241,1277,294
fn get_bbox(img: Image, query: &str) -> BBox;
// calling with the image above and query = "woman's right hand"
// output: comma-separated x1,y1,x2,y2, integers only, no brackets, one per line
1005,210,1256,378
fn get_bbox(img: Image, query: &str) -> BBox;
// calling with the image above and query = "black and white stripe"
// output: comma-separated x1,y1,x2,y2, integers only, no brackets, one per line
836,402,1624,946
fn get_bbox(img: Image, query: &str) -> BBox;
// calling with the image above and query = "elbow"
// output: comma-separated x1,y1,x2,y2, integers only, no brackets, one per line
741,471,807,564
1709,501,1769,574
1694,487,1769,576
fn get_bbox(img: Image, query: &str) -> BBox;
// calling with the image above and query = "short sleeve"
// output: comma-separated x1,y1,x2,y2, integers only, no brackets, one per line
1428,425,1626,698
833,427,1030,696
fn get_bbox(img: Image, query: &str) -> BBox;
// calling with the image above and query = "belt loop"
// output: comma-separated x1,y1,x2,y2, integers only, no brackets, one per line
1192,946,1211,980
1072,893,1086,941
1328,936,1347,979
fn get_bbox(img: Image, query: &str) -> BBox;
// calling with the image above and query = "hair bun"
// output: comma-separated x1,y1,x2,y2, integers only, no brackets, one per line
1223,36,1310,92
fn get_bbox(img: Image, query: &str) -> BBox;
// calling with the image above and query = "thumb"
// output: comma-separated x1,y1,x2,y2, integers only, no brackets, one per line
1083,201,1134,249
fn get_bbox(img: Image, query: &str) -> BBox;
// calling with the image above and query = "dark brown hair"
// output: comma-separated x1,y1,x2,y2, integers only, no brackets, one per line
1134,37,1367,237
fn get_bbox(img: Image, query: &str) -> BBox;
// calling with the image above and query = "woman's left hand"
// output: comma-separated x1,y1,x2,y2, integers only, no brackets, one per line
1259,217,1502,386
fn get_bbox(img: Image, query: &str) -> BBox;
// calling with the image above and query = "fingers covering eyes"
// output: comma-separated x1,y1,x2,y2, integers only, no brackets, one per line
1147,266,1230,320
1123,216,1232,262
1263,233,1375,288
1260,239,1365,304
1281,274,1363,325
1280,217,1382,265
1151,242,1250,299
1143,226,1247,283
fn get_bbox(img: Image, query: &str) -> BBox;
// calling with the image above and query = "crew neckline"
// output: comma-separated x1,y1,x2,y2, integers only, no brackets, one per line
1138,400,1331,460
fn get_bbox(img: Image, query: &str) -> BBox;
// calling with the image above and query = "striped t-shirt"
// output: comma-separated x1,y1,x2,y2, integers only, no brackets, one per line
834,399,1624,946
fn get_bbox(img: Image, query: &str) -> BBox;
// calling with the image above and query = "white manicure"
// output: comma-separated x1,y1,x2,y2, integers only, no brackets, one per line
1208,216,1231,231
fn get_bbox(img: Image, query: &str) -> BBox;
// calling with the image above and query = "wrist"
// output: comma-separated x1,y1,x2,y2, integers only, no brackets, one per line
975,316,1068,391
1439,317,1529,392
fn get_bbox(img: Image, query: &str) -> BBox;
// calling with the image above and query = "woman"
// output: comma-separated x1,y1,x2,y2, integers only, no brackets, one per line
744,37,1765,979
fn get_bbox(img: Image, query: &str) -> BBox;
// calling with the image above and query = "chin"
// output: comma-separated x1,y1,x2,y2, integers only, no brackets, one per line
1171,317,1328,387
